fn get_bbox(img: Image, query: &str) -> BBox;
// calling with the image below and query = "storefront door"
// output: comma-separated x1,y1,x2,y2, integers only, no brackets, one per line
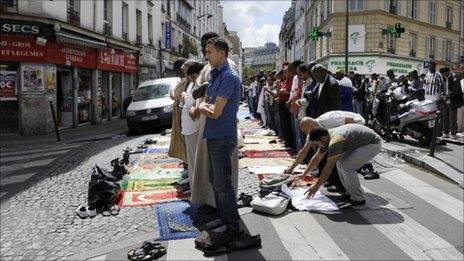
111,73,121,119
0,64,19,134
56,68,73,128
77,69,92,124
99,71,110,121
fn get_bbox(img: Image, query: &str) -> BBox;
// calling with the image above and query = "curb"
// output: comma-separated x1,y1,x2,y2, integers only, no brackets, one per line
381,143,464,189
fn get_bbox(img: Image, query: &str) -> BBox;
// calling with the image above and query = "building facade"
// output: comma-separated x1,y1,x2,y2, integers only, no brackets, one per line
278,2,296,69
251,43,279,70
298,0,463,76
0,0,233,135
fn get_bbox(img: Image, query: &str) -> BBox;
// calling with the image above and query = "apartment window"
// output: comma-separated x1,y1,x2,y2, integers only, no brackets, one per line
122,2,128,40
321,2,326,21
425,36,436,58
348,0,363,11
167,0,171,16
445,6,453,29
148,14,153,45
68,0,80,26
407,0,418,19
0,0,18,12
385,0,400,15
408,33,417,57
387,34,396,54
327,0,332,16
136,9,142,44
445,40,453,62
429,1,436,24
103,0,112,35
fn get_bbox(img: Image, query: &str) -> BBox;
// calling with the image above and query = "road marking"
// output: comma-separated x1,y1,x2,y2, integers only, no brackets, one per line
0,158,56,175
0,144,80,157
383,169,463,223
1,172,36,186
86,254,106,261
166,238,227,260
0,149,71,163
270,212,349,260
359,187,463,260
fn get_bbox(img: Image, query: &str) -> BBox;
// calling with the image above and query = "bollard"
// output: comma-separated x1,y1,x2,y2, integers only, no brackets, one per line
385,99,392,142
49,100,61,142
429,110,441,157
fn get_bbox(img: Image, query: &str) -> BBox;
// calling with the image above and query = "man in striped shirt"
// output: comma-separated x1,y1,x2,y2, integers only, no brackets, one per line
424,61,444,102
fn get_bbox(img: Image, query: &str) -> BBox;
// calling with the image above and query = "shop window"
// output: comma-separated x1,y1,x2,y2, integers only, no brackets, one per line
77,70,91,124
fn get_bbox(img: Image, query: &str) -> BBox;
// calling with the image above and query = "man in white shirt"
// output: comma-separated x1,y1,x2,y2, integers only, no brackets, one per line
285,111,365,174
458,78,464,135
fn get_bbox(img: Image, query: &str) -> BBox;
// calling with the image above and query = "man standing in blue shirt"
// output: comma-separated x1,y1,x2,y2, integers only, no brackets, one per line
198,37,241,238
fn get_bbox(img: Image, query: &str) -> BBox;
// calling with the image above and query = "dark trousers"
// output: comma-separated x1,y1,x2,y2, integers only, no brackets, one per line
278,101,295,149
274,102,283,139
443,103,458,135
207,138,240,232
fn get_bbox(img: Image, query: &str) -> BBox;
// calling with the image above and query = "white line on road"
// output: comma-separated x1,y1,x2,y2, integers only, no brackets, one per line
0,158,56,175
270,212,349,260
166,238,227,261
0,172,36,186
0,149,71,163
360,187,463,260
382,169,463,223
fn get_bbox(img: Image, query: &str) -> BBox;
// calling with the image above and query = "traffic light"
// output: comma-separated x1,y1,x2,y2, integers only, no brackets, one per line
388,23,405,38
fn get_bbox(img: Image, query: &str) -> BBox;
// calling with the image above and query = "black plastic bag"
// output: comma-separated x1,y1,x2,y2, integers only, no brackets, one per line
87,178,120,210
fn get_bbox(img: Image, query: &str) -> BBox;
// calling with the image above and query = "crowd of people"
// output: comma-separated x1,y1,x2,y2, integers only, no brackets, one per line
165,29,464,252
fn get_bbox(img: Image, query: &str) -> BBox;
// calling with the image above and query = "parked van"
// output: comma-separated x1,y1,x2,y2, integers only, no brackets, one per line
126,77,181,133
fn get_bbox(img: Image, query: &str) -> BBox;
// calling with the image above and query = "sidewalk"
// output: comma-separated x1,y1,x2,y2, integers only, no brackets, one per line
381,138,464,188
0,119,128,149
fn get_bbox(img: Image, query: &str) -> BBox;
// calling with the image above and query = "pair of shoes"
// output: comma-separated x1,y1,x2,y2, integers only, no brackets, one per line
194,225,234,252
363,171,379,180
127,241,166,261
327,186,346,193
76,205,97,219
436,139,447,145
237,193,252,208
102,204,120,217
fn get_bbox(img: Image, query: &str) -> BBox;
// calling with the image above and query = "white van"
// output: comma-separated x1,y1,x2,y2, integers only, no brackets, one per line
126,77,181,133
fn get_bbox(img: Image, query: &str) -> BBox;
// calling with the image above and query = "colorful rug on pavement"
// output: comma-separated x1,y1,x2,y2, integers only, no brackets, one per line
246,149,292,158
118,188,188,207
155,201,200,241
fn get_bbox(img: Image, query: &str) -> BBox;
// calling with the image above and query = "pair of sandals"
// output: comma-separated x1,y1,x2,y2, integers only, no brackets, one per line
102,204,120,216
128,241,166,261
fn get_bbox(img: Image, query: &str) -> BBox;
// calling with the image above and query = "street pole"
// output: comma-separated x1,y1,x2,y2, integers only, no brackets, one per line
158,40,163,78
345,0,349,74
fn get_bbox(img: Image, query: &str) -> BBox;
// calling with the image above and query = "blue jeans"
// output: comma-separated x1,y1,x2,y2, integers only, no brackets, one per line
247,96,255,115
206,138,240,232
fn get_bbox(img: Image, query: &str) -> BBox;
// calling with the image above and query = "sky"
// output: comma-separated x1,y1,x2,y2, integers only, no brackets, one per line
221,0,291,48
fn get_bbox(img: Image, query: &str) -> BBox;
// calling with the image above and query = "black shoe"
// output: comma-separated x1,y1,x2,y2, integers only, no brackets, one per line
195,226,234,251
333,194,351,201
323,182,335,188
363,171,379,180
349,199,366,206
327,186,346,193
436,139,447,145
237,193,252,208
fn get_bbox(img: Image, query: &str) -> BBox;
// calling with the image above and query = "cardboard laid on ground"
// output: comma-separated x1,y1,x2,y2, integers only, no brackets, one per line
239,157,294,168
248,165,288,175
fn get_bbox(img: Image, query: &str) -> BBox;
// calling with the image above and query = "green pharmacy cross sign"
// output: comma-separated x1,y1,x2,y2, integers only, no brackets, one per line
309,27,331,42
383,23,405,38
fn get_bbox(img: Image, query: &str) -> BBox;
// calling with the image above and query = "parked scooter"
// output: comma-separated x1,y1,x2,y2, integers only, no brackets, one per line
372,84,438,145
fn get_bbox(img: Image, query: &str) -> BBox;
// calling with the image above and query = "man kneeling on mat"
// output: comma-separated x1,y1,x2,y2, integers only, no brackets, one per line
303,124,382,205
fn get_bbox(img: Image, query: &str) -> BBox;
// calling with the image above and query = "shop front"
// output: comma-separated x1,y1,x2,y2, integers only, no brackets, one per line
323,54,424,76
97,49,138,120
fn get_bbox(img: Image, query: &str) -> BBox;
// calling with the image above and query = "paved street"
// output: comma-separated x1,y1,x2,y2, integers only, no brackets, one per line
1,128,462,260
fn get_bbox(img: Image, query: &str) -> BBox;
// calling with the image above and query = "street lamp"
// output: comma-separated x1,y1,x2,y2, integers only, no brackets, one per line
197,13,213,20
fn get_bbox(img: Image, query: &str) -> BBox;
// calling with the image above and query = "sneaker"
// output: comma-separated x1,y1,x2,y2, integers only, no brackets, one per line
349,199,366,206
363,171,379,180
76,205,88,219
87,206,97,218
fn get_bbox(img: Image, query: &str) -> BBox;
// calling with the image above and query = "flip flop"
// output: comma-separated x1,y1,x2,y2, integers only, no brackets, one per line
128,242,165,261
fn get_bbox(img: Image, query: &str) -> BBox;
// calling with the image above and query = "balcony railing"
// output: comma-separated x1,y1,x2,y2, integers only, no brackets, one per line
387,47,396,54
446,21,452,29
176,13,191,31
67,8,80,26
122,32,128,41
409,50,416,57
136,35,142,45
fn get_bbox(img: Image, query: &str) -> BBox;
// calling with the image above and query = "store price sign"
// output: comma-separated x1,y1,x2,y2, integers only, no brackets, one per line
0,71,17,100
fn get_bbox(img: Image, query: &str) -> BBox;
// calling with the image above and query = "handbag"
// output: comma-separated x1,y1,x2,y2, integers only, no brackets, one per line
251,191,290,215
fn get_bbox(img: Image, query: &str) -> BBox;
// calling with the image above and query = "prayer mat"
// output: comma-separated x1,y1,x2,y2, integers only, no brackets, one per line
120,179,183,191
248,165,288,175
243,144,285,151
243,135,277,140
143,147,170,154
127,167,184,180
155,201,200,241
246,149,292,158
118,188,188,207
